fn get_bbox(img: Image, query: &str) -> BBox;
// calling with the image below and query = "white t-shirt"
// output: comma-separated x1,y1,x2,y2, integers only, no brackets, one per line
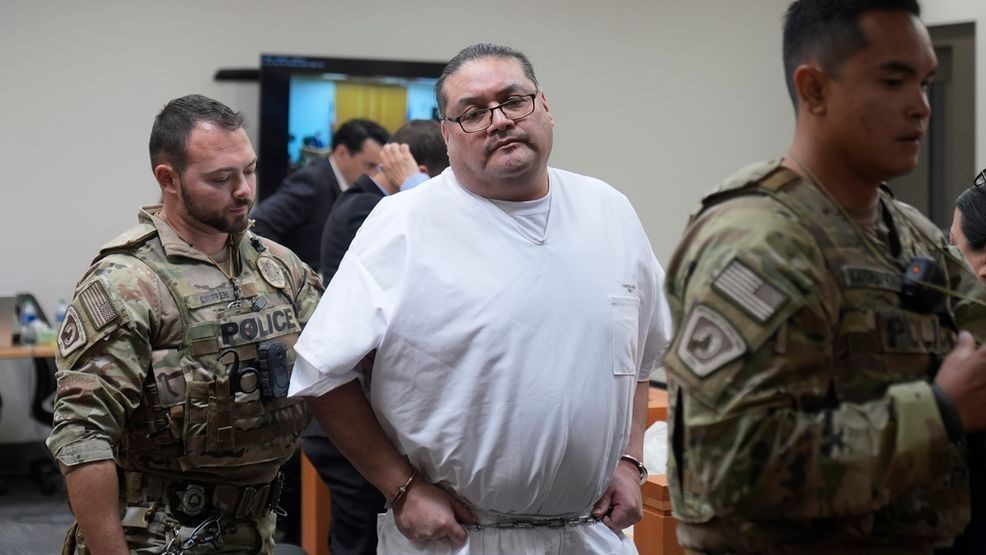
291,166,671,517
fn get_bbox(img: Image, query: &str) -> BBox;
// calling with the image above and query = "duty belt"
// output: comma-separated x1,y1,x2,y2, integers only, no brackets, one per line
462,513,602,530
122,470,284,524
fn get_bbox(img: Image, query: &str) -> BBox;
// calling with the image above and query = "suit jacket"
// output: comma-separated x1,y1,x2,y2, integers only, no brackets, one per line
251,157,341,271
319,174,386,283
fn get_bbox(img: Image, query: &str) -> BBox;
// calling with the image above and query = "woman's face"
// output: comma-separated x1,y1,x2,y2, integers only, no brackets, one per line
950,207,986,283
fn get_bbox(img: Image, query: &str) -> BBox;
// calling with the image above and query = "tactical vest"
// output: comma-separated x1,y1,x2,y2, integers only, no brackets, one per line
674,161,969,547
103,225,309,486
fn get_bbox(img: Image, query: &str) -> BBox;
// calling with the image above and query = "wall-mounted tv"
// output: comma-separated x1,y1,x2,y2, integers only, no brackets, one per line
257,54,447,200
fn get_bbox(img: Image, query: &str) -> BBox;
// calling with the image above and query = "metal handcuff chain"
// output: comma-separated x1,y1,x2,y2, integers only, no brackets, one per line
157,513,225,554
161,520,184,555
180,513,225,551
792,155,986,311
461,514,602,531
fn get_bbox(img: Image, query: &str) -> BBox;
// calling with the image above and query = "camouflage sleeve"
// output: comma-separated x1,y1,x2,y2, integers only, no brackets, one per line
46,254,168,469
664,195,952,521
292,266,324,327
259,237,324,326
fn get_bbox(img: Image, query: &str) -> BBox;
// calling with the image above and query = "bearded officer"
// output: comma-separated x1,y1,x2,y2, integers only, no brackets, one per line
47,94,322,554
664,1,986,553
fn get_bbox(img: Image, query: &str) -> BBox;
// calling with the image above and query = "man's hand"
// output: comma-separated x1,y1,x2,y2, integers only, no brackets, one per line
393,481,477,547
935,330,986,431
591,460,643,533
380,143,421,191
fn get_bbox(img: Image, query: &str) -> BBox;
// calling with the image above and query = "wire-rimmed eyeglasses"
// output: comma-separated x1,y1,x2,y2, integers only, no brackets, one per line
445,92,539,133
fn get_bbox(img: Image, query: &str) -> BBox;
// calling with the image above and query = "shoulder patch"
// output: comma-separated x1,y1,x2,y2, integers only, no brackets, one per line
677,304,746,377
57,306,87,357
712,259,788,323
257,255,287,289
79,280,119,330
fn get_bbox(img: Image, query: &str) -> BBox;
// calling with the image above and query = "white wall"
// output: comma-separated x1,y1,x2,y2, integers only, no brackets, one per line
6,0,914,318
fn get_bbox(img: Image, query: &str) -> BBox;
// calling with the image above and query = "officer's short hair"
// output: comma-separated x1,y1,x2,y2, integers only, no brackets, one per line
782,0,921,106
957,181,986,251
391,120,449,178
149,94,245,174
331,119,390,154
434,43,539,119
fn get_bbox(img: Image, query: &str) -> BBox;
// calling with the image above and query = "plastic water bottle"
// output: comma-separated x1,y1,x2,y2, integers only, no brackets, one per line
19,301,38,345
55,299,68,326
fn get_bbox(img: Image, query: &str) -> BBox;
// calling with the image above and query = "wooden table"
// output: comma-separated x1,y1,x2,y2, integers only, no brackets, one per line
635,387,684,555
0,345,56,360
301,452,332,555
648,387,667,423
637,473,683,555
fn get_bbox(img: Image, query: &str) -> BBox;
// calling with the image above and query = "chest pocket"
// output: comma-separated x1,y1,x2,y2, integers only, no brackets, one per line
611,295,640,376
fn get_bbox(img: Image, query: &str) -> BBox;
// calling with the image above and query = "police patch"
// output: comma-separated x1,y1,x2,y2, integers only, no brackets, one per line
677,304,746,378
57,306,87,358
713,259,788,323
218,306,298,347
257,256,287,289
79,280,118,330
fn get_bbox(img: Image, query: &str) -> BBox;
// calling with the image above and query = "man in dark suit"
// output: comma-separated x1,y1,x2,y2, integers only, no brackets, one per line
251,119,389,271
307,119,448,555
320,120,448,282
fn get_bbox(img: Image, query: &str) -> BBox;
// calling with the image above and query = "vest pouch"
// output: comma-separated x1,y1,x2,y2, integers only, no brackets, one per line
120,350,187,467
232,398,310,462
180,397,309,471
182,357,236,459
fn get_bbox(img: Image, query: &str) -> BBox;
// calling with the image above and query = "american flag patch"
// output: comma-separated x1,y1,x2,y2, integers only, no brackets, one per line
79,280,119,330
712,259,787,322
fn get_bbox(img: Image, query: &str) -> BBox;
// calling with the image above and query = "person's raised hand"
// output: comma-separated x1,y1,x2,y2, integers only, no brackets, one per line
380,143,421,191
935,330,986,432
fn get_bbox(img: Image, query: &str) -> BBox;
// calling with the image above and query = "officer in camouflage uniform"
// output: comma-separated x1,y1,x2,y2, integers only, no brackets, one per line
664,1,986,554
47,94,323,554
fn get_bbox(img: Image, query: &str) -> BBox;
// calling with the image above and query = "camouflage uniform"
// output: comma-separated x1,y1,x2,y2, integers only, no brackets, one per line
663,161,986,554
47,205,322,554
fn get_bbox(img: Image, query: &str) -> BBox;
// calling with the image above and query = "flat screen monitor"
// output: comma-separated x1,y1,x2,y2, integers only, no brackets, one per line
257,54,447,200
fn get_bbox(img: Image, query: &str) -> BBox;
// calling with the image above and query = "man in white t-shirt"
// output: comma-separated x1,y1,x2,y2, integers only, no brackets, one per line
289,43,671,554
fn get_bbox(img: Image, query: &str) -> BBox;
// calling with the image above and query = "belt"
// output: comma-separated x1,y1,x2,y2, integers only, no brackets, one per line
122,470,284,523
462,512,602,531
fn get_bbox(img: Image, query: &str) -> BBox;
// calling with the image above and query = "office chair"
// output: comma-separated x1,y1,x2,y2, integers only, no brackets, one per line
12,293,60,494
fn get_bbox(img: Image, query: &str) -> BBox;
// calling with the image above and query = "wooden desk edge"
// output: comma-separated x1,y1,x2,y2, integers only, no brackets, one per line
648,387,668,425
0,345,57,360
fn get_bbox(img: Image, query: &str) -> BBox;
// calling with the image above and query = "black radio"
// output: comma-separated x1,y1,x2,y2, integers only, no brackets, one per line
900,256,947,314
258,342,290,399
